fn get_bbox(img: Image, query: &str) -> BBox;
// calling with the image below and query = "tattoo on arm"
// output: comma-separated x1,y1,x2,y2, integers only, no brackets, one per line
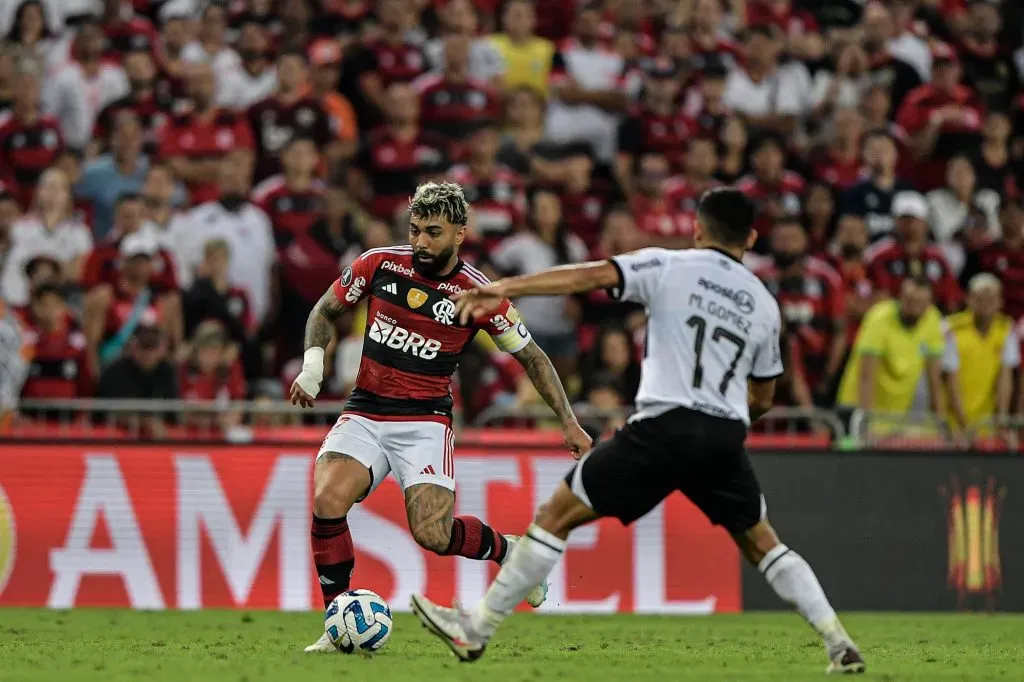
304,287,346,350
513,340,576,426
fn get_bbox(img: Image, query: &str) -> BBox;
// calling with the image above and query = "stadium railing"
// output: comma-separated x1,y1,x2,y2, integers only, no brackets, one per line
7,399,843,449
847,409,1021,453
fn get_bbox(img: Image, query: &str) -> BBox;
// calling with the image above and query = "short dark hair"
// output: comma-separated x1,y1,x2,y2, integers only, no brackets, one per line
408,182,470,227
115,192,142,208
31,282,64,301
697,187,756,247
285,134,318,150
277,48,308,64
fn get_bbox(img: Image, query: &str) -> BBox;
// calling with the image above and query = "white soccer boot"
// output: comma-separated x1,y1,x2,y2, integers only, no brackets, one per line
304,631,338,653
410,594,487,662
503,534,549,608
825,645,866,674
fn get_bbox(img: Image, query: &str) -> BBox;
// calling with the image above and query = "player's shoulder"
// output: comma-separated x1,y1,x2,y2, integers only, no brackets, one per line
355,244,414,270
454,260,491,289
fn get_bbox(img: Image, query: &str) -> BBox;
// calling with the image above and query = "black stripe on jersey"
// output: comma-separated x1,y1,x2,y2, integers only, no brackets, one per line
345,388,453,417
370,269,475,329
361,335,461,376
606,258,626,300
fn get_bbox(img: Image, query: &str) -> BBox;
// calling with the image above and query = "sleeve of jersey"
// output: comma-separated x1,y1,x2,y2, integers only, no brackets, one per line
752,309,784,381
480,299,532,354
331,253,376,305
609,248,668,305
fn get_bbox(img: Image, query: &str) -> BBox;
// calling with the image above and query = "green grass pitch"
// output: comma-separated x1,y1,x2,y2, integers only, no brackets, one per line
1,609,1022,681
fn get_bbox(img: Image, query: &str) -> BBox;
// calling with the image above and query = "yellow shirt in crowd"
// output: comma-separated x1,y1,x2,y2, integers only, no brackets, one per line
489,34,555,94
942,311,1020,425
838,300,944,414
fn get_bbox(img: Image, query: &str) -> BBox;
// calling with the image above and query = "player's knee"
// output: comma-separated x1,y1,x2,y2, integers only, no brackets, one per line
733,519,781,566
534,483,593,538
313,455,367,518
410,524,451,555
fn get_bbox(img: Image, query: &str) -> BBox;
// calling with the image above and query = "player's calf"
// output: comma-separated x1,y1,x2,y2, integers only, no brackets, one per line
733,520,864,674
405,483,509,562
311,453,371,608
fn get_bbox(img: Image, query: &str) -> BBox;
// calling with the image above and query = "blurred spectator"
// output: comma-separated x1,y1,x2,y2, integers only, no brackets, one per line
826,214,874,344
179,320,246,429
76,110,149,237
490,188,586,377
18,283,89,399
961,197,1024,320
469,349,531,420
181,3,242,86
218,18,277,110
716,115,748,183
616,58,692,196
686,0,740,67
352,82,448,220
738,133,805,248
141,162,185,240
956,0,1018,112
96,323,178,435
840,130,913,241
580,323,640,403
415,34,501,142
247,49,336,182
755,218,847,404
974,111,1013,194
156,12,190,85
630,151,692,246
1,168,92,306
926,154,1001,273
447,119,525,245
489,0,554,95
93,48,173,154
182,238,253,348
496,86,547,176
0,62,64,209
942,273,1018,431
168,156,275,327
83,230,182,374
5,0,66,76
308,39,358,162
811,41,871,116
100,0,159,61
680,55,732,140
349,0,428,119
158,62,254,205
896,42,983,191
887,0,931,80
866,191,962,313
252,135,325,248
43,18,128,152
578,370,627,437
723,24,810,136
802,181,837,255
425,0,504,85
0,297,28,425
860,3,922,113
665,136,721,218
544,4,631,162
837,277,945,417
810,107,864,191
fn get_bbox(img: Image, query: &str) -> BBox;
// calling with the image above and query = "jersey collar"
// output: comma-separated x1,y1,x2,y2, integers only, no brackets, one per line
417,258,465,282
707,246,743,264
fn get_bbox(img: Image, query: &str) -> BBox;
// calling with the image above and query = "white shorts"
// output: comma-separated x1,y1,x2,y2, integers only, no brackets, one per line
316,414,456,496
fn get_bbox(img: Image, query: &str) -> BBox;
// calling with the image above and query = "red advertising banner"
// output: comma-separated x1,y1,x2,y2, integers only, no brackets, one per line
0,444,740,613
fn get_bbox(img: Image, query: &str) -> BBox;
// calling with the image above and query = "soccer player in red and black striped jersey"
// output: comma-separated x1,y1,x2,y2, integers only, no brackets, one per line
292,182,590,652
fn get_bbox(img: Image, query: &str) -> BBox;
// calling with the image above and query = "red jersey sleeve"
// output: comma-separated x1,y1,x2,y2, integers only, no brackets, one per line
233,115,254,151
935,264,962,313
478,299,533,354
331,251,379,305
157,120,183,159
866,252,896,297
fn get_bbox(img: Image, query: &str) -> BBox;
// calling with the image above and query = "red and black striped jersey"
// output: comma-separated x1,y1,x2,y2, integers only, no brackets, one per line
333,245,532,419
250,175,326,248
0,113,64,209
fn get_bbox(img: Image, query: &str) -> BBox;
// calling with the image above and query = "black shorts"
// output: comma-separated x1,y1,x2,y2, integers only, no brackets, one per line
564,406,764,534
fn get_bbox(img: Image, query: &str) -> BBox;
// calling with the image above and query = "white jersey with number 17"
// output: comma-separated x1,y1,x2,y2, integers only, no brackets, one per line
610,247,783,426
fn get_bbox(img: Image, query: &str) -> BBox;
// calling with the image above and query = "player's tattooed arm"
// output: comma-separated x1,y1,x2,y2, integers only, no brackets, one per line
304,286,347,350
514,340,593,457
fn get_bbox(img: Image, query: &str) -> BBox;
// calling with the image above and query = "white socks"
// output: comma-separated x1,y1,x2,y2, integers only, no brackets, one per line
470,524,565,638
758,544,852,655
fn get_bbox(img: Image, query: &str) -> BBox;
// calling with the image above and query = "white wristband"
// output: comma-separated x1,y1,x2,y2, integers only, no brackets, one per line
295,347,325,398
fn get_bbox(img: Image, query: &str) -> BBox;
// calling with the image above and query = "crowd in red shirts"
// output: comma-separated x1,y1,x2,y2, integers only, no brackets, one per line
1,0,1024,432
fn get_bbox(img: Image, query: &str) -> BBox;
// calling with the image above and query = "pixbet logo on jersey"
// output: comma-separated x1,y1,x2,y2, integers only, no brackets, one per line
368,314,441,359
381,261,416,277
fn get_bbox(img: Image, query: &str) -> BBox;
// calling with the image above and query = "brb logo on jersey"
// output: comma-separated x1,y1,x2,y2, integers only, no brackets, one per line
432,299,456,325
368,313,442,359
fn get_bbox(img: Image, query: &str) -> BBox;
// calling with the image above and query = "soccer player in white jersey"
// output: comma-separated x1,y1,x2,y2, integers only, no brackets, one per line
409,187,866,675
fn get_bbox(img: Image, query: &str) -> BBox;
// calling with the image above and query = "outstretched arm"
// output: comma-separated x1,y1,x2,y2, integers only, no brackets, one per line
512,339,593,458
291,287,348,407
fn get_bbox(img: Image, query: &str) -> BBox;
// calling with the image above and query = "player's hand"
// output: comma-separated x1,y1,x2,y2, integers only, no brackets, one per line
290,379,317,408
562,421,593,460
451,282,509,325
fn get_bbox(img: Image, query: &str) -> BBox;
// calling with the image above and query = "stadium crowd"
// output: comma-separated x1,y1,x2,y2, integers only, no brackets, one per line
0,0,1023,439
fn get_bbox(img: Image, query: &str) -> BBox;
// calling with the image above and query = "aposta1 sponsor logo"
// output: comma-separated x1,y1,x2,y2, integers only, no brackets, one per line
0,445,739,612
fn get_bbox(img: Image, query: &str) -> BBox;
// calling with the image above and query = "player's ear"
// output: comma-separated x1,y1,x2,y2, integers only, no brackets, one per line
455,225,466,246
745,229,758,250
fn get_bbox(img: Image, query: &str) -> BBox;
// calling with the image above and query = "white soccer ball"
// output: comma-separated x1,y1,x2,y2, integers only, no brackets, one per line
324,589,393,654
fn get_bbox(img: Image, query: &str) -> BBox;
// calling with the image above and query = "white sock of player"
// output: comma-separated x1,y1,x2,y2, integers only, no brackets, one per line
470,524,564,638
758,544,852,655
